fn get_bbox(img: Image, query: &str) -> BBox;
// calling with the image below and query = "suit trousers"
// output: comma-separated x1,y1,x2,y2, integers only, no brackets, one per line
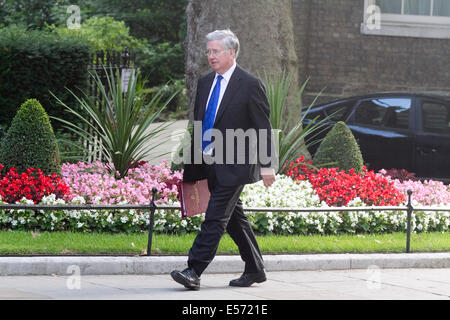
187,165,264,276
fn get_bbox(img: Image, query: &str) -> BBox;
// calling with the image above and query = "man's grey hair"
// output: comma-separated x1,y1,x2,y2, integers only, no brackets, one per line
206,29,240,59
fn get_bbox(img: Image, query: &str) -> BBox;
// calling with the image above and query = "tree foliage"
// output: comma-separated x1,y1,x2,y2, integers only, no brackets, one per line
1,0,188,114
77,0,188,43
0,0,58,29
46,15,146,52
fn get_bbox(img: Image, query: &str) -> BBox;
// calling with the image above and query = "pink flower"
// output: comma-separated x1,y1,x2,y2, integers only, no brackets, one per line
61,160,183,205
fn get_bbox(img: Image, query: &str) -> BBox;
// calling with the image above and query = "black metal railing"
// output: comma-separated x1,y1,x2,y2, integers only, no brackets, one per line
1,190,449,255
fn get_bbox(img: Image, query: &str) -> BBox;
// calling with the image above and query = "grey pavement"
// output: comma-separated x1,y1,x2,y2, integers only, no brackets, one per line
0,253,449,300
0,268,449,300
1,253,449,276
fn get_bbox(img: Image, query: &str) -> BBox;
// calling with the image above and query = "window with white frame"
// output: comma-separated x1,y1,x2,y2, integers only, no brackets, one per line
361,0,450,39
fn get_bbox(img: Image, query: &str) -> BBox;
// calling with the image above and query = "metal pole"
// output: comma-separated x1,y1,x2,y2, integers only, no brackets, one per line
147,188,157,256
406,190,413,253
122,47,130,67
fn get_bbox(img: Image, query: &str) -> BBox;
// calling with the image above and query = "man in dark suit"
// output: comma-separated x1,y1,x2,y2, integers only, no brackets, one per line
171,29,277,290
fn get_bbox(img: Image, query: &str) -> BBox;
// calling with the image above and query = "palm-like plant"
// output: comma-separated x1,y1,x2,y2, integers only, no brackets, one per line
51,67,180,179
263,70,332,174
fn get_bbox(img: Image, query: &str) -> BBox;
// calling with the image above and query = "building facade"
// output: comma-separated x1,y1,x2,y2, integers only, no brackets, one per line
292,0,450,105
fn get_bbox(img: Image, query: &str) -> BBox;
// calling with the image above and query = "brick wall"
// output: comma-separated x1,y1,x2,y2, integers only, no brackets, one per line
292,0,450,106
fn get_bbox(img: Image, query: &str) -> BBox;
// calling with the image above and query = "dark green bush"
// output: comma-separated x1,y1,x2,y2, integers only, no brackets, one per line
0,99,61,175
142,79,187,121
313,121,364,172
0,26,91,130
135,41,185,88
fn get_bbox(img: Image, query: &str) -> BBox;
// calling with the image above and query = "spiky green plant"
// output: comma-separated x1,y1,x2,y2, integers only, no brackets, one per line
263,70,332,173
51,67,180,178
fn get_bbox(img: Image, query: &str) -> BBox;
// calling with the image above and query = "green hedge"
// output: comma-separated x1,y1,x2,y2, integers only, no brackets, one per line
0,26,91,131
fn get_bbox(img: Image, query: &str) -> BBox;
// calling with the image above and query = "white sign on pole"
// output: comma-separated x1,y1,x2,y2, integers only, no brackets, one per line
121,68,135,93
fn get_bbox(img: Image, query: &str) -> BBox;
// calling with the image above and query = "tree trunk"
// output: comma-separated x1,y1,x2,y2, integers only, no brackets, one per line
184,0,299,118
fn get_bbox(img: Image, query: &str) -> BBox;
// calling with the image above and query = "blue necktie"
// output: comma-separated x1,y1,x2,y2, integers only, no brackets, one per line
202,75,223,152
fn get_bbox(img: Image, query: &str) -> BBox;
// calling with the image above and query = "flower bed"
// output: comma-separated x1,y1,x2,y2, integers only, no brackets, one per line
0,164,70,203
379,169,450,206
1,174,448,235
241,175,448,235
0,160,449,235
61,159,182,205
285,157,405,206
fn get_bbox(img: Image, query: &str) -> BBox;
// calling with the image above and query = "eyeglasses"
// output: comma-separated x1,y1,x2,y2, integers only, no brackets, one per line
204,49,228,57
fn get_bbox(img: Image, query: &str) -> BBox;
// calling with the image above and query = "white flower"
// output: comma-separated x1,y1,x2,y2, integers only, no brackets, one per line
106,214,114,224
93,196,102,204
71,196,86,205
42,194,57,203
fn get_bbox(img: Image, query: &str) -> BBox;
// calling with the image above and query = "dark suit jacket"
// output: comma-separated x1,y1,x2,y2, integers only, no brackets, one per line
183,65,274,187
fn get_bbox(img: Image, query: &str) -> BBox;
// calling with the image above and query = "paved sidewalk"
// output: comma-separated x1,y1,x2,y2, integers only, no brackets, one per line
0,268,449,300
1,253,449,276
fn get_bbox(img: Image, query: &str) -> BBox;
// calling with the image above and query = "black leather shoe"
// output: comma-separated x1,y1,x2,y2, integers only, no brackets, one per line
229,271,266,287
170,268,200,290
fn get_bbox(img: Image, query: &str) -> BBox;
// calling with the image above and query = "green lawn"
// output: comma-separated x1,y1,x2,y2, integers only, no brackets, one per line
0,231,448,255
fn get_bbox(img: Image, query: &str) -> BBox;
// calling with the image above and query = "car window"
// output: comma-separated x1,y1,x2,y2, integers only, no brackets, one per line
354,98,411,129
421,101,450,135
324,101,354,121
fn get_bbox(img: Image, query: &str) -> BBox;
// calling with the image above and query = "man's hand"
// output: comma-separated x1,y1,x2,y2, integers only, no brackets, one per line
261,168,276,187
262,173,276,187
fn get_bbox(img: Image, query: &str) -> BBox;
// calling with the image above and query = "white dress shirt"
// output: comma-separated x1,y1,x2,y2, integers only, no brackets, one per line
204,61,237,118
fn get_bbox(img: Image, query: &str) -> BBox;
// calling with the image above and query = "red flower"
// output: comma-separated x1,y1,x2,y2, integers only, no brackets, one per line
285,157,405,207
0,164,71,204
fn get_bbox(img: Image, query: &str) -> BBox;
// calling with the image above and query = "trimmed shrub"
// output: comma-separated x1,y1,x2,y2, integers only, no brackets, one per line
313,121,364,172
0,99,61,175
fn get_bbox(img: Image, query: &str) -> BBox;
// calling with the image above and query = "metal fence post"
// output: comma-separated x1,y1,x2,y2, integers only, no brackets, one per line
406,190,413,253
122,47,130,67
147,188,158,256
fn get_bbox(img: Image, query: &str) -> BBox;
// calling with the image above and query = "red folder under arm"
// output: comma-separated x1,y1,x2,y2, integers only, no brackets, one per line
179,179,210,218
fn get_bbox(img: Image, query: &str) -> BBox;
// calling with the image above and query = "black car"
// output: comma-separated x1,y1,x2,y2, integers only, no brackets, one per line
302,92,450,180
